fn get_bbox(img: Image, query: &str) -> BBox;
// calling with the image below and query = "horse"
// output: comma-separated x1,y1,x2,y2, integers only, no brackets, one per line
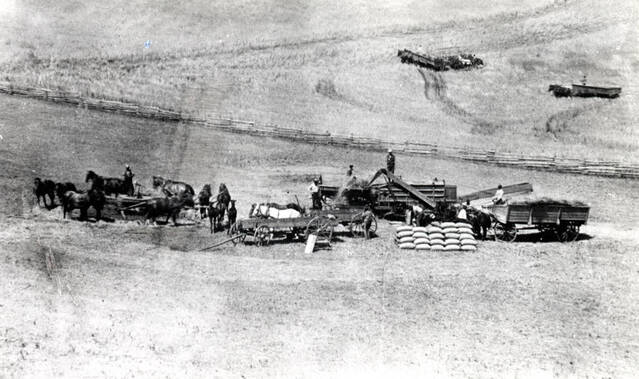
152,176,195,197
85,170,126,197
468,208,491,240
55,182,77,203
145,192,195,226
33,178,56,208
216,183,231,224
207,203,224,233
197,184,212,219
249,203,302,219
61,187,105,221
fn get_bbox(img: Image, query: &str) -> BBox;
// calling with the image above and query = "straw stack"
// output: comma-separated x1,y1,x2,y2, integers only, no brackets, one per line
394,221,478,251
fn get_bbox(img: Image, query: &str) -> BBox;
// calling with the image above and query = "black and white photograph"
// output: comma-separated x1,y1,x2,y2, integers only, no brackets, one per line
1,0,638,377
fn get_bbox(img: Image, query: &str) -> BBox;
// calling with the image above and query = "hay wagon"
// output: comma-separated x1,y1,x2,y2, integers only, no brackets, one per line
487,200,590,242
232,207,377,246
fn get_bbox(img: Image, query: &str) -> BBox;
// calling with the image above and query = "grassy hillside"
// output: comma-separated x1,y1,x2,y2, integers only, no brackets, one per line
1,0,638,162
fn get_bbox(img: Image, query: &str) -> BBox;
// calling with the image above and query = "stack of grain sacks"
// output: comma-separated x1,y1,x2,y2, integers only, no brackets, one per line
394,221,478,251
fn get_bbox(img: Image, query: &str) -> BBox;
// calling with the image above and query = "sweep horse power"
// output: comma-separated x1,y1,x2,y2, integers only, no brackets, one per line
152,176,195,197
86,170,126,197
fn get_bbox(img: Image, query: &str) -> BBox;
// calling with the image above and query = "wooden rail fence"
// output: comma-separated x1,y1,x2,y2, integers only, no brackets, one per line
2,82,638,180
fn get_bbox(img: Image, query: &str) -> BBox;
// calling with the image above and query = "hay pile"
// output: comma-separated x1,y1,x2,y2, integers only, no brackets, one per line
508,197,589,207
394,222,478,251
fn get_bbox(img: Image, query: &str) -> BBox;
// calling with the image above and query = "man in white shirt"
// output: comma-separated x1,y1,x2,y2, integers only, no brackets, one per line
492,184,505,204
308,178,321,209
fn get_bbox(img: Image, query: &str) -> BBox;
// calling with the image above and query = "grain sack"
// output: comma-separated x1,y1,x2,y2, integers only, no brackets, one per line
444,245,460,251
431,221,441,227
399,236,415,244
445,238,460,246
399,243,416,249
413,232,428,239
459,233,475,240
396,226,413,233
415,244,430,250
414,238,429,245
442,227,458,234
461,245,477,251
455,222,472,228
413,227,428,233
430,244,444,251
445,232,461,239
429,239,444,246
396,230,413,238
426,226,443,234
441,222,456,228
429,232,444,240
461,239,478,246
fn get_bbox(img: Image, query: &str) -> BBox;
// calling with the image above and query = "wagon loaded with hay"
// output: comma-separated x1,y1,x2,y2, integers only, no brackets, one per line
486,198,590,242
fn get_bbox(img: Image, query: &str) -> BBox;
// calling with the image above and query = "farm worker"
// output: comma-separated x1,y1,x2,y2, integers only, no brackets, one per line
361,206,375,239
456,204,467,221
309,178,321,210
492,184,505,205
346,165,354,177
386,149,395,174
123,164,135,196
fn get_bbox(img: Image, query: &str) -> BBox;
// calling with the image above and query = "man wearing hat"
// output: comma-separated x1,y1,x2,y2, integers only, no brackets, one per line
386,149,395,174
308,178,322,210
346,164,354,177
123,164,135,196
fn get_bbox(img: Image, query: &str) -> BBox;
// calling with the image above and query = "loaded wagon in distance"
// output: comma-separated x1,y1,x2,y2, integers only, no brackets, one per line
487,199,590,242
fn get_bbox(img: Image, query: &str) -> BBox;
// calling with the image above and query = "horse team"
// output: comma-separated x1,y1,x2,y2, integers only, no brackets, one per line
33,170,237,233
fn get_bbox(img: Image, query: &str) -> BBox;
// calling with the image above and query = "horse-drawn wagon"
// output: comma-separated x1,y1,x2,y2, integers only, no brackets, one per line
486,199,590,242
231,205,377,247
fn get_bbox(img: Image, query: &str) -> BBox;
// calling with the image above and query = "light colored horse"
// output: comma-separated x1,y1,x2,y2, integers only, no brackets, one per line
250,203,302,219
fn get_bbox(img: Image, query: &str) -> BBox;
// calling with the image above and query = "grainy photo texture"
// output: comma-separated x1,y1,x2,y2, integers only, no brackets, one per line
1,0,638,377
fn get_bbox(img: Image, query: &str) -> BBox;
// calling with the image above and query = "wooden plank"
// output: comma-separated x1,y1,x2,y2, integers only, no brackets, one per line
459,183,533,202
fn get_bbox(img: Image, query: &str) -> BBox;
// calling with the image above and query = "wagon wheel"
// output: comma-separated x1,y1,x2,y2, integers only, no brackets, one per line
254,225,271,247
305,216,334,243
493,222,517,242
556,223,580,243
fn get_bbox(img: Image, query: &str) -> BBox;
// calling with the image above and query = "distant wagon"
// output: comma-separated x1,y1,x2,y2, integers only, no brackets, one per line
548,83,621,98
486,199,590,242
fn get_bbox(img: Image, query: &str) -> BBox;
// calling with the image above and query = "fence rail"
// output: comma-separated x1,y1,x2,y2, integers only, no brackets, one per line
2,82,638,180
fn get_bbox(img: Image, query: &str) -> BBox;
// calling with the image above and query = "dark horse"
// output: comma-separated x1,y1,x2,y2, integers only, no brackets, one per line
145,192,195,226
216,183,232,224
197,184,212,219
468,208,492,240
86,170,126,197
33,178,56,208
55,182,77,203
152,176,195,197
61,185,106,222
208,203,224,233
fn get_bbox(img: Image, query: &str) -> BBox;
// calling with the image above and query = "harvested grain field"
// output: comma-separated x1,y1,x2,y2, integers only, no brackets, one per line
1,1,639,378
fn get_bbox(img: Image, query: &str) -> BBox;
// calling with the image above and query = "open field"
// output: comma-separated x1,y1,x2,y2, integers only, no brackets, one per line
1,94,639,377
2,1,639,377
1,0,639,162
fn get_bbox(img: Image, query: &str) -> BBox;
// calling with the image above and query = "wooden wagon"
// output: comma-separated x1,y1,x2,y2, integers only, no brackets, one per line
487,201,590,242
233,207,377,247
